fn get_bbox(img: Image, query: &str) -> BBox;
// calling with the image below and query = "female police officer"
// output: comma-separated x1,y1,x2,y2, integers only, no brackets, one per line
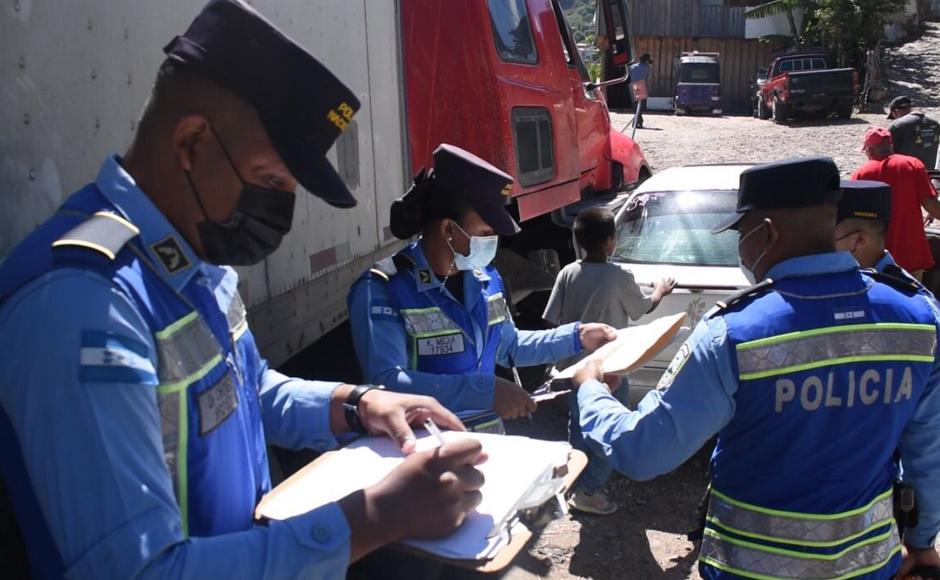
348,144,615,423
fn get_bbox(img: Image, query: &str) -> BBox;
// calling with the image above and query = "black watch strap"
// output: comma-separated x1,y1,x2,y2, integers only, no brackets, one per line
343,385,382,434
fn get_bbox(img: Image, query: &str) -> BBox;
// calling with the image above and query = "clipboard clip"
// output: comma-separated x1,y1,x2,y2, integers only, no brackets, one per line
487,464,565,538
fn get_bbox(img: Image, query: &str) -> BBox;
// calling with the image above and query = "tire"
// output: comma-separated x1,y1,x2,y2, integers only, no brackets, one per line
772,98,789,124
837,101,853,119
757,97,770,120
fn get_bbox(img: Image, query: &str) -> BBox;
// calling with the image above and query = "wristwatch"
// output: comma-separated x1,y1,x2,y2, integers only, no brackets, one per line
343,384,384,434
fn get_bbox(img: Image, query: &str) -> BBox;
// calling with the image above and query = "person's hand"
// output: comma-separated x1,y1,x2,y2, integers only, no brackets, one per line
896,544,940,579
493,377,536,419
654,277,677,298
340,438,487,557
572,359,605,389
358,390,465,454
579,322,618,352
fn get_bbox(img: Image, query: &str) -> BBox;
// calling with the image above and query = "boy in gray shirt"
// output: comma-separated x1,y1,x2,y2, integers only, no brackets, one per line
543,208,674,515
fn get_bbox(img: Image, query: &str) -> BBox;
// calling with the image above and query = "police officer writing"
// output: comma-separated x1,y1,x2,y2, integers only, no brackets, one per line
348,144,616,423
570,157,940,579
0,1,485,578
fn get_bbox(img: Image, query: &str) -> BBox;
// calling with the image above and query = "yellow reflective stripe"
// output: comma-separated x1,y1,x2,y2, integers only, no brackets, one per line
155,311,200,340
411,329,464,339
700,545,902,580
705,515,895,548
703,527,898,562
156,355,223,394
737,323,935,351
51,239,117,260
400,306,442,315
710,488,894,522
739,354,934,381
177,383,189,537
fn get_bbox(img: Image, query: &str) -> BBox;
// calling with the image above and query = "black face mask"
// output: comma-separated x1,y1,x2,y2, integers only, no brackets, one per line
185,124,295,266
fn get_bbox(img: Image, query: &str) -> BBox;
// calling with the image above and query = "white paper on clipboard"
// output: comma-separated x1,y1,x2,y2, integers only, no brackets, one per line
551,311,687,380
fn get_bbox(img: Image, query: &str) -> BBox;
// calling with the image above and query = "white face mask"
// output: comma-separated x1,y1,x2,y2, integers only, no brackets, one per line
738,221,768,285
448,221,499,271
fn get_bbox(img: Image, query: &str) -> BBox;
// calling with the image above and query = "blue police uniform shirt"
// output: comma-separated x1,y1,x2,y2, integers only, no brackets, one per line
0,156,352,578
348,240,582,415
577,252,940,550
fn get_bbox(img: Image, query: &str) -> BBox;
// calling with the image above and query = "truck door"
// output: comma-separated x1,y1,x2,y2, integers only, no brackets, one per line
551,0,607,189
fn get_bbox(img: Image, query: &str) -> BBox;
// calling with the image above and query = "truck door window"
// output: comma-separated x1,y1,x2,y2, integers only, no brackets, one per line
553,0,592,82
487,0,538,64
779,60,794,73
811,58,826,70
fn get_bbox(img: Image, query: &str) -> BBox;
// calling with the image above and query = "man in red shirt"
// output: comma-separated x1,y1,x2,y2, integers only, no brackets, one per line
852,127,940,280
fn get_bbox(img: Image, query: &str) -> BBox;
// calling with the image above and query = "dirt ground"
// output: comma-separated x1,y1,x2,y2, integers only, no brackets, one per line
498,23,940,580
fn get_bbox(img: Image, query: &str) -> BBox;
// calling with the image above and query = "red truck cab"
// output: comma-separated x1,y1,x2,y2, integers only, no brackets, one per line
403,0,649,229
756,53,857,124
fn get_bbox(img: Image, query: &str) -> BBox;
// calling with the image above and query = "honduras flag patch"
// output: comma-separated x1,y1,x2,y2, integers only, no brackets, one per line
80,330,158,385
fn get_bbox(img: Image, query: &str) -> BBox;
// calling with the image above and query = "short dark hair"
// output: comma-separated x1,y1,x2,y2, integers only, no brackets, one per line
574,208,616,253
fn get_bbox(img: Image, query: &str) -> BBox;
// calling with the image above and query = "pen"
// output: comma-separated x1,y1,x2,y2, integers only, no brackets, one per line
424,417,446,446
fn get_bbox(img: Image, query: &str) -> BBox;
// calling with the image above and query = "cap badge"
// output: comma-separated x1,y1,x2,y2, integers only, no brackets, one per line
501,184,513,197
151,236,191,275
327,102,356,132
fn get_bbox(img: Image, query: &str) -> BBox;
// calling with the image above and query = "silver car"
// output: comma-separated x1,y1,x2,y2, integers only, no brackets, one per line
612,164,751,403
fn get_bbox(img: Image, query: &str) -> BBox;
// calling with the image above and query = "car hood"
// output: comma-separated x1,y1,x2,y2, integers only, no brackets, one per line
615,262,749,290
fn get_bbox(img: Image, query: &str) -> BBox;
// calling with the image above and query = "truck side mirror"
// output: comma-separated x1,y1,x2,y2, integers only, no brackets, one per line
598,0,633,67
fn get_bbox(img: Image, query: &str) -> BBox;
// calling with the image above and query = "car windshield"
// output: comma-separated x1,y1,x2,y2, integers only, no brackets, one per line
678,62,719,83
613,189,740,266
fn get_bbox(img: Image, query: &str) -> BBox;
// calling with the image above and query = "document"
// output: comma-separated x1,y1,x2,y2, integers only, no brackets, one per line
552,311,687,380
256,431,571,561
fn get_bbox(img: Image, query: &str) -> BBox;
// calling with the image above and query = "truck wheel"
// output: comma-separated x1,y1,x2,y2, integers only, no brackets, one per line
837,101,853,119
757,98,770,120
772,98,789,124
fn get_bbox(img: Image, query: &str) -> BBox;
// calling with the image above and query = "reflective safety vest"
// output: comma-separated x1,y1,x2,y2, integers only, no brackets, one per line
364,241,511,379
0,184,271,564
699,271,937,580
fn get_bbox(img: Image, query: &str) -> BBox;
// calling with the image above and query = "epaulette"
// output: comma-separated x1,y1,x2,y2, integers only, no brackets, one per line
51,211,139,260
706,279,775,320
368,253,415,282
860,268,921,295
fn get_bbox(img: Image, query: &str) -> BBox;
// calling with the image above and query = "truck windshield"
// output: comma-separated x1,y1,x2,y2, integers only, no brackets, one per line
678,63,719,83
487,0,538,64
613,190,739,266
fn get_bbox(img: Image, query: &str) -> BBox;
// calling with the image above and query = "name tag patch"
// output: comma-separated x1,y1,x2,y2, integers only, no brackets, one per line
418,333,466,356
197,373,238,435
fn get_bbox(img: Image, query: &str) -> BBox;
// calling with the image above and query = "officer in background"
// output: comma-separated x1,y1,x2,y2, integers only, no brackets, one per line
888,96,940,169
571,157,940,579
834,180,902,272
348,144,616,426
0,2,485,578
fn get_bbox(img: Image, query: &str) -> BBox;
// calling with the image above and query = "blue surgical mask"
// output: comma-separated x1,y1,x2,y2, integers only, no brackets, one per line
448,221,499,271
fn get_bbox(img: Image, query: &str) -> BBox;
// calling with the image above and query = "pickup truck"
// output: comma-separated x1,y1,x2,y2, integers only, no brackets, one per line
755,53,857,124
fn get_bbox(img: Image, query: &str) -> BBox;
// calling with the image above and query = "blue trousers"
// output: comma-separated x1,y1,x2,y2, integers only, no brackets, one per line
567,378,630,494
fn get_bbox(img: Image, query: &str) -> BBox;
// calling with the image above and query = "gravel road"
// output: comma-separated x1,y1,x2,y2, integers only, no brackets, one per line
501,22,940,580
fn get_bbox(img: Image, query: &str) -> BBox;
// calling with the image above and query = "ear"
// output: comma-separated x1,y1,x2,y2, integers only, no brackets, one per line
440,218,453,241
763,218,779,246
172,115,211,172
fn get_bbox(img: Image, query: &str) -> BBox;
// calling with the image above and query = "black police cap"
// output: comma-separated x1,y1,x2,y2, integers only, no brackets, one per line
432,144,521,236
164,0,361,208
887,95,913,119
712,156,842,233
838,180,892,224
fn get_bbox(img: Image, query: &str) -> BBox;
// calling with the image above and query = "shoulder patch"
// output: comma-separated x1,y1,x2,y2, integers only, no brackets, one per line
706,279,775,320
52,211,139,261
369,256,398,282
861,268,921,295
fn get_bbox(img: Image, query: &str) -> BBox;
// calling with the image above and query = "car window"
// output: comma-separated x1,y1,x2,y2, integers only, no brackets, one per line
778,60,793,73
487,0,538,64
679,62,720,83
613,189,740,267
811,58,826,69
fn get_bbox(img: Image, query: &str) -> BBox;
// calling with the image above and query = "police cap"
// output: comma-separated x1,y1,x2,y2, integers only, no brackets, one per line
837,180,891,224
886,95,912,119
712,157,842,233
163,0,361,208
432,144,521,236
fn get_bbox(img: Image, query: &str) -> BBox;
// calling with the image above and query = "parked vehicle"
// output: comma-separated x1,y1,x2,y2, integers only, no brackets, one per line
612,164,750,402
755,53,857,124
1,0,649,369
674,52,721,116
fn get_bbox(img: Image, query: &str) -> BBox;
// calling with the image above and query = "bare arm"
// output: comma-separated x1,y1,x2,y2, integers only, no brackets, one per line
921,196,940,221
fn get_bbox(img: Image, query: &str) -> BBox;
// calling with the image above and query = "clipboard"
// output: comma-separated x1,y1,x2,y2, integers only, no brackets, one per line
255,435,587,572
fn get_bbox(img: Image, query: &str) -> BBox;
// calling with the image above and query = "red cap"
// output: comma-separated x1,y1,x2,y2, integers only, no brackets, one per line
862,127,892,150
